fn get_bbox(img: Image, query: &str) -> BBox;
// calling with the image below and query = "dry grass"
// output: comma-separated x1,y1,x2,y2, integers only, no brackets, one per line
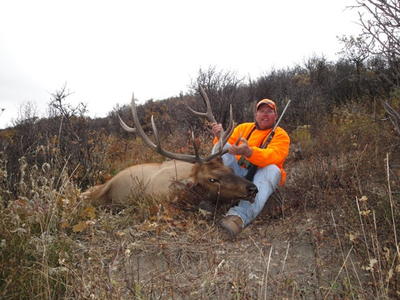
1,102,399,299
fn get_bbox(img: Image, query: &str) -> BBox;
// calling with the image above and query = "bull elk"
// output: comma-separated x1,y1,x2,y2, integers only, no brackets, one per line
82,86,258,207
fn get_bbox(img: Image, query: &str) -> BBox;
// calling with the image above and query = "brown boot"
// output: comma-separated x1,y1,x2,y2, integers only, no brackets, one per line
219,215,243,239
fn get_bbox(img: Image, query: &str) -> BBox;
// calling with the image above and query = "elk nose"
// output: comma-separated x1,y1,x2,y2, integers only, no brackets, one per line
247,184,258,195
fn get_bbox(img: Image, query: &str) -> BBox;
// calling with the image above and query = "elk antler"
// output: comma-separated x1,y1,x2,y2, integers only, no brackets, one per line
118,86,234,164
185,85,234,155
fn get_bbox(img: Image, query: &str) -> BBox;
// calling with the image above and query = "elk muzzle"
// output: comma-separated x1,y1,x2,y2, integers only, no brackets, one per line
244,184,258,203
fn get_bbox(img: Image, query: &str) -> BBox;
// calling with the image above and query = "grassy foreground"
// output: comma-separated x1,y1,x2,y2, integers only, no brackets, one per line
1,103,399,299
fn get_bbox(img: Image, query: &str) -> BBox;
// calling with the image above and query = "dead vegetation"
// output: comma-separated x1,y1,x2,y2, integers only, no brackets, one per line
0,95,399,299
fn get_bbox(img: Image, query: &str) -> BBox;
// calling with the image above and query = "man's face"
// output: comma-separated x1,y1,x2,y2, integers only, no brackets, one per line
255,105,277,130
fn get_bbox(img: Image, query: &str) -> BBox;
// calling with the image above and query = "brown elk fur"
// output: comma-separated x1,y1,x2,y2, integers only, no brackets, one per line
82,157,257,207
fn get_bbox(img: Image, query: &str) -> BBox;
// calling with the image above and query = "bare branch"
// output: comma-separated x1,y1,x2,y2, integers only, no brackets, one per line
384,101,400,135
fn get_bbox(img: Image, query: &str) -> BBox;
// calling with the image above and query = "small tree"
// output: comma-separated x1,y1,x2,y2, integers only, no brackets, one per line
338,35,370,99
354,0,400,87
351,0,400,131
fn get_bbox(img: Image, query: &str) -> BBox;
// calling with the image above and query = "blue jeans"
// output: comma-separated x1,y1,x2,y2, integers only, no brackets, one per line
213,144,281,227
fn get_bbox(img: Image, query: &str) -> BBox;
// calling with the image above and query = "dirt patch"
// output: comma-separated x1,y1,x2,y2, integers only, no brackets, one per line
73,202,373,300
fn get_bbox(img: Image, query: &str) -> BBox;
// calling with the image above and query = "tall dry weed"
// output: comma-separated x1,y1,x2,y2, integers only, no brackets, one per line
0,147,87,299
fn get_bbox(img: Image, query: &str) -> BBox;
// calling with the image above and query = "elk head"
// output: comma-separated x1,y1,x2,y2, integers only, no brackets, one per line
190,157,258,204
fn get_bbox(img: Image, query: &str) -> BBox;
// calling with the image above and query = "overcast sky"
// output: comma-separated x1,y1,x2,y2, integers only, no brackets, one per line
0,0,361,129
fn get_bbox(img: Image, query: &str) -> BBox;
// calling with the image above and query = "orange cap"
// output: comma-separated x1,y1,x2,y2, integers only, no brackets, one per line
256,99,276,112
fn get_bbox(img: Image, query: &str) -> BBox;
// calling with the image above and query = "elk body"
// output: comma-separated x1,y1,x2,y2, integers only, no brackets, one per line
82,86,258,207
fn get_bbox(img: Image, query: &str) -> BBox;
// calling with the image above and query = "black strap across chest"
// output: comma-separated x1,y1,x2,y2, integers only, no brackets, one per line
246,124,272,148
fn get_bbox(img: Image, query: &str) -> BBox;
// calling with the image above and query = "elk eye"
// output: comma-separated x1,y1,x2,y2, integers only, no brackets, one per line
209,178,219,183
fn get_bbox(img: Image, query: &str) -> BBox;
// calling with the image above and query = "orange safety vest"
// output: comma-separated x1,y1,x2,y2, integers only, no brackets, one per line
214,122,290,185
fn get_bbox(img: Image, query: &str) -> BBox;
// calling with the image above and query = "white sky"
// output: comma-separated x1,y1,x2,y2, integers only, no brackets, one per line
0,0,361,129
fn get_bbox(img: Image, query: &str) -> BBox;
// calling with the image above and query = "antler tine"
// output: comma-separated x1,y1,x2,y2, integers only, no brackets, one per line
121,93,203,164
128,94,157,152
203,104,234,160
184,85,217,124
150,115,200,162
213,105,233,150
118,114,137,133
190,131,202,161
221,104,234,145
198,85,218,124
186,84,233,144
